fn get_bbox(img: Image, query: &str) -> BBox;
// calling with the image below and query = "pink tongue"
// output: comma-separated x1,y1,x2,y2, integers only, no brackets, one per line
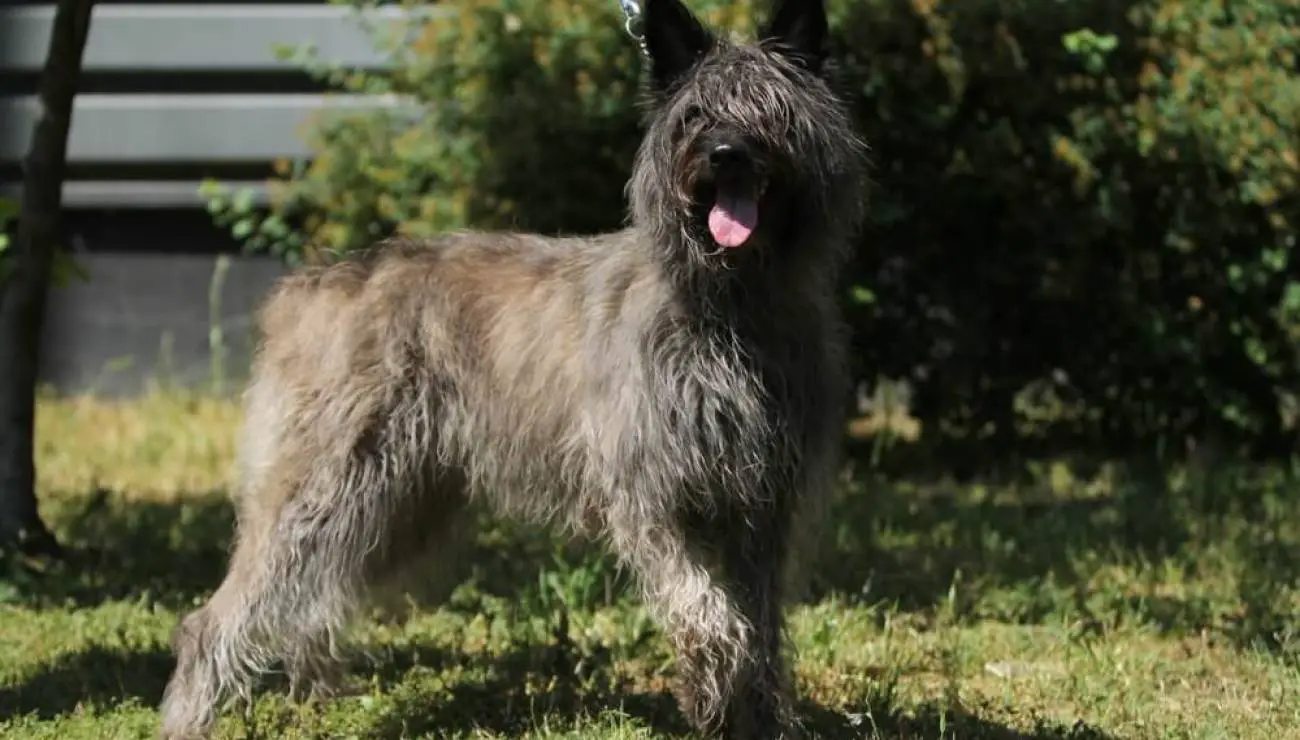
708,194,758,248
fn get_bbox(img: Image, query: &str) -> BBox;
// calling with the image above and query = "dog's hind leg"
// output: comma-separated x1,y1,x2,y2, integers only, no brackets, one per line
159,523,274,740
159,464,379,739
159,397,443,739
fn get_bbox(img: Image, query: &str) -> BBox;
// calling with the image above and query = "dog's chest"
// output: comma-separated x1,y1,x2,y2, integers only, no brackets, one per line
620,325,832,495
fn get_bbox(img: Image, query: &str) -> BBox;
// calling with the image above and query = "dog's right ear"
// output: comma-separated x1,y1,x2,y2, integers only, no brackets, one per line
642,0,714,91
760,0,829,73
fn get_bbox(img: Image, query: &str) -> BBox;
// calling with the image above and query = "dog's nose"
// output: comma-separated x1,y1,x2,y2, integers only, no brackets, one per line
709,143,750,171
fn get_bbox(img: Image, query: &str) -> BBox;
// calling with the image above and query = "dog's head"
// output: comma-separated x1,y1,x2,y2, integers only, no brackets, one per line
628,0,868,265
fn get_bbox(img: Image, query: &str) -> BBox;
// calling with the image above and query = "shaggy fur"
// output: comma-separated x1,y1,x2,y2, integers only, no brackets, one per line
158,0,867,737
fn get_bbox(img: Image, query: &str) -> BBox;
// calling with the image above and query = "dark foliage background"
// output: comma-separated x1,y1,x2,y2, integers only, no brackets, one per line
203,0,1300,472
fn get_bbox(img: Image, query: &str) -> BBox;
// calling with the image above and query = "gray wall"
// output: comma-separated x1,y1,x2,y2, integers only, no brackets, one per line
39,251,288,396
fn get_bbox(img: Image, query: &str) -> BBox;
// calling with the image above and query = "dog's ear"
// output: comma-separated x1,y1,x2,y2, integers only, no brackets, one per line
760,0,828,73
642,0,715,91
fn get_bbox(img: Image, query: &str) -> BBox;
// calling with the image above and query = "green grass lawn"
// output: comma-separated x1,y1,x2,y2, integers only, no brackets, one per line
2,393,1299,738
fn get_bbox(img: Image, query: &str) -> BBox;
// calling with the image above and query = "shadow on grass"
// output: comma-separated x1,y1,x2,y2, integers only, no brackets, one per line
355,635,1114,740
0,629,1114,739
811,477,1189,613
0,644,174,722
809,460,1300,662
2,488,237,610
357,634,688,739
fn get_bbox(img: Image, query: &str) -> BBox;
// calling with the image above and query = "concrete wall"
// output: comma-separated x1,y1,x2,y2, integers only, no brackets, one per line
36,209,288,396
39,250,287,396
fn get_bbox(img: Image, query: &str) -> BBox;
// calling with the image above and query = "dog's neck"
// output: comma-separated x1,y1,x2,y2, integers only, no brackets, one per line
639,225,842,337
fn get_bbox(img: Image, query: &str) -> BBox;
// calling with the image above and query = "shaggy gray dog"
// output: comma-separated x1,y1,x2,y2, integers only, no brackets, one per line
159,0,868,737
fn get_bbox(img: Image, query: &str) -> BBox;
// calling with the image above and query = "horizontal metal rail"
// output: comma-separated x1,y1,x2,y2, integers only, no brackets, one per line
0,3,421,72
0,93,419,164
0,3,437,208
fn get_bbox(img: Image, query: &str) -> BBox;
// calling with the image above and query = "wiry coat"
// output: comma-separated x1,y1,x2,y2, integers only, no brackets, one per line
159,0,868,738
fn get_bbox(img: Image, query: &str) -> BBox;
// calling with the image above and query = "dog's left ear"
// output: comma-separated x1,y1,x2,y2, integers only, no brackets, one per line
642,0,715,91
760,0,829,73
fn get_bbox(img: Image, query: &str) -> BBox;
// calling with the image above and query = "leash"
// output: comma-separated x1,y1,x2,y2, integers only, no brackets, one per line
617,0,649,55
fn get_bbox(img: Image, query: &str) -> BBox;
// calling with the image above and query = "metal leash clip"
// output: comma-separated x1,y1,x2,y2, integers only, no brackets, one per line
618,0,648,54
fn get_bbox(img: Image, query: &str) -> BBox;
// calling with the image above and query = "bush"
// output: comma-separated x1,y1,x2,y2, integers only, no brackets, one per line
205,0,1300,467
835,0,1300,463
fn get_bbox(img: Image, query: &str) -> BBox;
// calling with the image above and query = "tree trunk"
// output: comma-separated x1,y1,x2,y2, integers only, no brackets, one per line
0,0,95,557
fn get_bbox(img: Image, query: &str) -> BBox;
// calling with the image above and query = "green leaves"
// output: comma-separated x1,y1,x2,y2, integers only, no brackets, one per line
1062,28,1119,75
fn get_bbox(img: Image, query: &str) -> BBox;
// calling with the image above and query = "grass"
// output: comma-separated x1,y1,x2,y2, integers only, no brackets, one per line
2,391,1300,738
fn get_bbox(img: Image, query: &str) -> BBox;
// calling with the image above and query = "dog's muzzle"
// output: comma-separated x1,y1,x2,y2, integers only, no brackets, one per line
703,142,765,249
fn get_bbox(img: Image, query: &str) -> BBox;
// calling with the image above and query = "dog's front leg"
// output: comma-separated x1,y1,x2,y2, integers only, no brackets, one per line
607,501,800,739
711,503,802,740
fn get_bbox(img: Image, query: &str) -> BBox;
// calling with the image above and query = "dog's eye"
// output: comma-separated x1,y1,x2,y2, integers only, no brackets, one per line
674,106,705,141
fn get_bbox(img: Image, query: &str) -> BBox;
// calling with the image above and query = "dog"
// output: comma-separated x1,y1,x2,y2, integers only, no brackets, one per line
159,0,867,736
